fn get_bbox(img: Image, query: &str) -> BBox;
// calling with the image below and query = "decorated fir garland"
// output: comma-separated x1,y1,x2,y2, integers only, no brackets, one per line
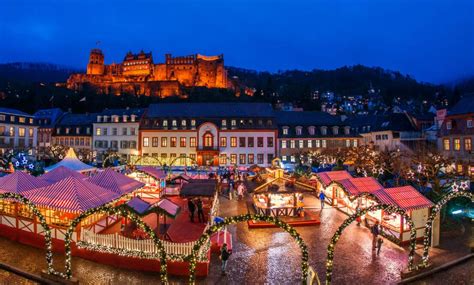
187,213,309,285
325,204,417,285
63,205,169,284
0,193,58,276
420,190,473,268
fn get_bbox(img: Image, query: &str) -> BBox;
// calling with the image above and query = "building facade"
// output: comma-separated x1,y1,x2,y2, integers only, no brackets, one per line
92,108,144,162
0,108,37,155
34,108,64,159
67,49,230,97
139,103,277,166
438,96,474,177
276,111,359,164
52,113,95,159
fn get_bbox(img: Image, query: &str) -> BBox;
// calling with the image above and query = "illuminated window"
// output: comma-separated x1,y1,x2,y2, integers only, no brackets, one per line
190,137,196,147
353,139,358,147
296,126,302,135
191,120,196,127
239,154,246,164
346,139,351,147
163,120,168,127
282,140,287,148
143,137,149,147
257,154,264,164
322,140,327,148
446,121,452,130
230,154,237,164
222,120,227,127
282,155,287,161
248,154,255,164
203,133,213,147
170,137,177,147
299,140,304,148
19,117,25,123
161,137,167,147
290,140,295,148
181,120,186,126
468,120,473,128
443,139,450,150
28,128,33,137
231,120,236,127
454,138,461,151
220,137,227,147
219,154,227,165
465,138,472,151
315,140,320,148
290,156,295,162
230,137,237,147
180,137,186,147
18,128,25,137
152,137,158,147
282,127,289,135
172,120,177,127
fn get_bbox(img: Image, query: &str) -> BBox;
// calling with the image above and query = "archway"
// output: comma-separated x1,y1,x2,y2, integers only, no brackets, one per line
325,204,416,284
187,213,309,284
62,205,168,283
420,190,473,267
0,193,57,275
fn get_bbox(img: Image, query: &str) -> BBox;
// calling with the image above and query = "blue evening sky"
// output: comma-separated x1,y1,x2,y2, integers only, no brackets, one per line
0,0,473,83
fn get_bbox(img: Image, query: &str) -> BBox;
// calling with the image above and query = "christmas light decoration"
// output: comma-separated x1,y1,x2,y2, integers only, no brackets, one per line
325,204,417,284
186,214,309,285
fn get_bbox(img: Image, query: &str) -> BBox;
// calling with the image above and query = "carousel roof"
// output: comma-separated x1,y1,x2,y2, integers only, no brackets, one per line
0,171,48,194
22,176,120,212
137,166,167,179
44,148,96,173
316,170,352,186
88,168,144,196
39,166,87,184
377,186,434,211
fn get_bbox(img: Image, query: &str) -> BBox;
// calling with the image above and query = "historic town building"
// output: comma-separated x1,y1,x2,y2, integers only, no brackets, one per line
34,108,64,159
67,49,230,97
52,113,96,155
0,107,37,155
92,108,144,163
438,95,474,177
276,111,359,164
139,103,277,166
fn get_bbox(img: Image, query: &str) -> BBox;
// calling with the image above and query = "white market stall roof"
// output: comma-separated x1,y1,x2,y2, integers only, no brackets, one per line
45,148,96,173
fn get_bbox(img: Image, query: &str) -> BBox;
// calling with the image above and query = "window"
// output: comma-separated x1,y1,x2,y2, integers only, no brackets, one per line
190,137,196,147
346,139,351,147
282,140,287,148
282,155,287,162
75,127,80,134
257,154,264,164
180,137,186,147
28,128,33,137
282,127,289,135
180,154,186,165
161,153,167,160
296,126,302,135
231,120,236,127
143,137,149,147
161,137,167,147
332,126,339,135
170,137,177,147
353,139,358,147
130,128,136,136
0,115,5,121
308,140,313,148
315,140,321,148
170,153,177,160
465,138,472,151
454,138,461,151
220,137,227,147
290,156,295,163
190,120,196,127
86,127,91,134
443,138,450,150
152,137,158,147
203,133,213,147
172,120,177,127
239,137,246,147
112,128,117,135
230,137,237,147
181,120,186,127
65,128,70,134
446,121,452,130
122,128,127,135
299,140,304,148
230,154,237,164
239,154,246,164
322,139,327,148
468,120,473,128
321,126,327,135
10,116,15,122
19,117,26,123
219,154,227,165
18,128,25,137
248,154,255,164
103,128,108,136
190,153,196,161
163,120,168,127
257,137,264,147
308,126,315,135
248,137,254,147
290,140,295,148
344,126,350,135
222,120,227,127
267,137,273,147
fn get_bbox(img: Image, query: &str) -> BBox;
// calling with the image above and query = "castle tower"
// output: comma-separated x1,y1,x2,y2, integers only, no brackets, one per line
86,49,105,75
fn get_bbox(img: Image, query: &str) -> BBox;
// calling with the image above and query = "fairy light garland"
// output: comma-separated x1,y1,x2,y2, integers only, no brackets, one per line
325,204,417,285
187,214,309,285
420,190,473,268
63,205,169,284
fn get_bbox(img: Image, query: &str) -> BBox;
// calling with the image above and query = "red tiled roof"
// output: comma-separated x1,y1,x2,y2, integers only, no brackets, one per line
317,170,352,186
378,186,433,211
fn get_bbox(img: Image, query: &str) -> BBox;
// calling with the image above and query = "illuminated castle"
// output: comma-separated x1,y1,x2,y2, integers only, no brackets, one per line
67,49,230,97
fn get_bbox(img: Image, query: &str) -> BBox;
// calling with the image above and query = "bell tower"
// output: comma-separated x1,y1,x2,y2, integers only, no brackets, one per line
86,49,105,75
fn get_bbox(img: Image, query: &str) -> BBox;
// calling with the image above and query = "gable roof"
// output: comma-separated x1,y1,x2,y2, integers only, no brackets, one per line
39,166,87,184
88,168,144,196
147,103,274,118
316,170,352,186
448,94,474,116
57,113,97,126
0,171,48,194
377,186,433,211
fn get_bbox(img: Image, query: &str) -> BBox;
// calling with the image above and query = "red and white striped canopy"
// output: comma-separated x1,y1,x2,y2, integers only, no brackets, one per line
22,176,120,212
39,166,87,184
0,171,49,194
88,168,145,196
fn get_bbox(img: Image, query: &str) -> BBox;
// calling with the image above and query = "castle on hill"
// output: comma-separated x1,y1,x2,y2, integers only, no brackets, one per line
66,49,230,97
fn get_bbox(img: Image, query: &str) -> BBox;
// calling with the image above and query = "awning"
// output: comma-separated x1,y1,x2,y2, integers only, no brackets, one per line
39,166,87,184
88,168,145,196
124,197,181,217
137,166,167,179
45,148,96,173
377,186,434,211
0,171,48,194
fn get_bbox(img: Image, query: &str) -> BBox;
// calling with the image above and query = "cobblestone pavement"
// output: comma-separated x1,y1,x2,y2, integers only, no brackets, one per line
408,258,474,285
0,194,471,284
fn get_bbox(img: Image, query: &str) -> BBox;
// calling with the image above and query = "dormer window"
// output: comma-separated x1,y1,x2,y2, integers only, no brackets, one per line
56,128,60,134
131,115,136,122
65,128,70,134
308,126,315,135
123,115,128,122
97,116,102,123
282,127,289,135
191,119,196,126
103,116,108,122
446,121,452,130
112,115,119,123
181,119,186,126
222,120,227,127
172,120,177,127
467,120,472,128
332,126,339,135
295,126,303,135
344,126,350,135
163,120,168,127
321,126,328,135
76,127,80,134
231,120,236,127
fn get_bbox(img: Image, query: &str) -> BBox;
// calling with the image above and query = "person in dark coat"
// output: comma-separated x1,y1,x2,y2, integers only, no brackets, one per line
220,243,231,275
371,220,380,250
188,199,196,222
196,198,205,223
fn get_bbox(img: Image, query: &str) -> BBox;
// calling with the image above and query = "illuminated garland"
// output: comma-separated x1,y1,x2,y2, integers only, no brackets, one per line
187,214,309,284
325,204,416,284
0,193,58,276
420,191,473,268
63,205,168,284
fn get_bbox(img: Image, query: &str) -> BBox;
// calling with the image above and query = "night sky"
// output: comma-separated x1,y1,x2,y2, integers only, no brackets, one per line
1,0,473,83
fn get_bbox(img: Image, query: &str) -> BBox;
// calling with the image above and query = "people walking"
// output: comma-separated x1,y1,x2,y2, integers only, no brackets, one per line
220,243,231,275
376,237,384,255
196,198,205,223
371,220,380,250
237,183,245,200
188,198,196,222
319,191,326,210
